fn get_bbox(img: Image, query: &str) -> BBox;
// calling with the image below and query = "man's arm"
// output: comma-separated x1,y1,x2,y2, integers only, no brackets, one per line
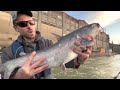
64,36,93,69
10,51,48,79
1,46,13,64
1,46,14,79
65,47,92,69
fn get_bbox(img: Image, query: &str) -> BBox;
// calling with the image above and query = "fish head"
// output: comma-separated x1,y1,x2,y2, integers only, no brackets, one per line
76,23,101,39
75,23,102,47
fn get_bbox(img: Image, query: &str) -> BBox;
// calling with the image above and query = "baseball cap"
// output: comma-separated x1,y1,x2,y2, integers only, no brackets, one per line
11,11,33,25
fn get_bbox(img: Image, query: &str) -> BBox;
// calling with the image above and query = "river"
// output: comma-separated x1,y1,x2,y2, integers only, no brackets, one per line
52,54,120,79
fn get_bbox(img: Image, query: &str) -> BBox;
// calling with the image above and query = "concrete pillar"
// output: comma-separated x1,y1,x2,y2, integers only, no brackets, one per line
36,11,42,31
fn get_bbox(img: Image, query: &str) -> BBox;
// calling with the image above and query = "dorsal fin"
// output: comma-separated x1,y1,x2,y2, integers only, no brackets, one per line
51,33,62,41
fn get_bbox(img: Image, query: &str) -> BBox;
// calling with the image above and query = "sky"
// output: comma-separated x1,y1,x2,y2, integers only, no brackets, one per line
64,11,120,44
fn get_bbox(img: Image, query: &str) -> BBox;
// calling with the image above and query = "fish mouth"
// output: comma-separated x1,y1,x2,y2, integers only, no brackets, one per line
92,23,100,28
93,23,103,32
95,23,100,28
90,23,102,37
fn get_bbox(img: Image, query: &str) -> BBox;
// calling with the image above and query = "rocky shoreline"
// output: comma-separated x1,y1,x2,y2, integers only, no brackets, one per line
90,52,116,57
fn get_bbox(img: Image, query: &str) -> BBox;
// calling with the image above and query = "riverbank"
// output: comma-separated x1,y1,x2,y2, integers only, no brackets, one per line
90,52,115,57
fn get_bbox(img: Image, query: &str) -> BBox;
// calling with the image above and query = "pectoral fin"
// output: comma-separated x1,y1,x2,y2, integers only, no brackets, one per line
60,64,68,75
60,64,66,71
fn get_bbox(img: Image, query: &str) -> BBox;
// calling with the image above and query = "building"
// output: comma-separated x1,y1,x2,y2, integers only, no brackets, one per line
93,31,110,51
109,42,120,54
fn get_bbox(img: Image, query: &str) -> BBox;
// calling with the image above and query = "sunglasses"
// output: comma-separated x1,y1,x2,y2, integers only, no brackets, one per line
15,20,35,27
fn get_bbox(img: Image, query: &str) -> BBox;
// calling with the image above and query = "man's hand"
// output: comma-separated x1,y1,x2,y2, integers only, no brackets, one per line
73,35,93,66
12,51,48,79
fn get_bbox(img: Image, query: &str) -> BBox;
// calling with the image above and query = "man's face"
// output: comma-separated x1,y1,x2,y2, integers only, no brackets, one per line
14,14,36,39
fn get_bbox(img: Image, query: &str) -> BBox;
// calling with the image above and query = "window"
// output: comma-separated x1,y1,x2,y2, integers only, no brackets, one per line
49,17,56,25
56,11,63,21
71,20,74,26
33,17,38,22
66,18,70,24
58,15,62,20
41,14,48,22
50,11,57,18
57,20,62,28
75,23,78,29
42,11,48,15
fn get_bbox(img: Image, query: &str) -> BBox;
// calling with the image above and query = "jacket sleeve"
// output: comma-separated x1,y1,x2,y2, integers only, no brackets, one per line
45,39,54,48
1,46,15,79
1,46,14,64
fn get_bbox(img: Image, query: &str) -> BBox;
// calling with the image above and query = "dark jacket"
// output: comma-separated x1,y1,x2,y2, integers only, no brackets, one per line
1,31,79,79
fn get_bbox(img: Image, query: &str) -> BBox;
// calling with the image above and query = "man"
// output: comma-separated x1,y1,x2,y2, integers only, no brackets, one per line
1,11,92,79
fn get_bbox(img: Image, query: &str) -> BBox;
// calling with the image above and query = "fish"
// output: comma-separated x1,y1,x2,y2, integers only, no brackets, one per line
0,23,101,79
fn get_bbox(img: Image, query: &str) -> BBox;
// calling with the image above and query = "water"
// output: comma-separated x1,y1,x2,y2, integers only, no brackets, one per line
52,54,120,79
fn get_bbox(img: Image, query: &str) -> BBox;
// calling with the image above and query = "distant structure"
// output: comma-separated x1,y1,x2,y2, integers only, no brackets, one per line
109,41,120,54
